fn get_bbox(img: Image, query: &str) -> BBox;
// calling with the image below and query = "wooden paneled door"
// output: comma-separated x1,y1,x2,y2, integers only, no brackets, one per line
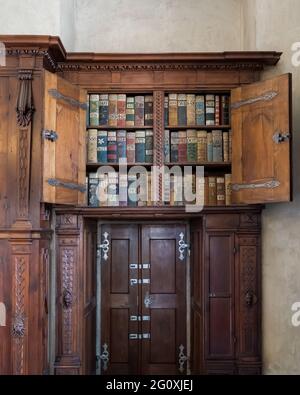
99,224,187,375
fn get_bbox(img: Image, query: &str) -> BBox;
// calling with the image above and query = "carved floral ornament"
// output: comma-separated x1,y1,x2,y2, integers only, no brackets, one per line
16,70,35,127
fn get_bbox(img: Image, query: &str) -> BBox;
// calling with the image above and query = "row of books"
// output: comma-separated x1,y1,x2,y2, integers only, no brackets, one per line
87,129,153,164
165,130,232,163
87,172,232,207
87,94,153,127
165,94,230,127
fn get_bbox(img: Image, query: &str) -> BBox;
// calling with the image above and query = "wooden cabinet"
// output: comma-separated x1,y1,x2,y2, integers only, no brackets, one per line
0,35,292,375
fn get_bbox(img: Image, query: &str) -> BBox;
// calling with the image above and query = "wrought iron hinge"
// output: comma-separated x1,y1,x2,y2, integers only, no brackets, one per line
42,129,58,142
98,232,110,261
178,232,189,261
273,131,291,144
100,343,109,371
232,180,280,192
178,345,188,373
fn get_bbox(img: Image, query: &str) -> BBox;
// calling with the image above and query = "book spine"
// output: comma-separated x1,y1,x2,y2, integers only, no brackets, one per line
107,172,119,206
197,130,207,162
117,130,127,160
187,129,197,162
178,131,187,162
221,95,230,125
126,132,136,163
87,129,98,163
215,95,220,126
204,177,209,206
229,130,232,162
99,94,109,125
225,174,232,206
212,130,223,162
117,94,126,127
164,130,170,163
88,173,99,207
205,94,215,126
128,174,137,207
145,95,154,126
97,130,108,163
147,172,152,206
169,94,178,126
99,173,108,207
177,94,187,126
196,95,205,125
208,177,217,206
135,96,145,127
119,173,128,207
207,132,213,162
137,173,147,207
107,131,117,163
126,96,135,126
89,94,99,126
108,94,118,127
170,131,179,163
145,130,154,163
223,131,229,162
187,94,196,126
86,94,90,126
217,177,225,206
135,130,146,162
164,96,169,126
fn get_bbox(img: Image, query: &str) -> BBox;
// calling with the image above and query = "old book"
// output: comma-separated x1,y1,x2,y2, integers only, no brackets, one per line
196,95,205,125
229,130,232,162
89,94,99,126
135,130,146,163
97,130,108,163
221,95,230,125
99,173,108,207
145,95,154,126
208,177,217,206
117,130,127,160
170,175,175,206
117,94,126,127
126,96,135,126
86,94,90,126
145,130,154,163
128,173,137,207
178,130,187,162
108,94,118,127
178,94,187,126
135,96,145,127
164,96,169,126
88,173,99,207
225,174,232,206
215,95,220,126
217,177,225,206
147,172,152,206
212,130,223,162
87,129,97,163
187,129,197,163
119,172,128,207
197,130,207,162
223,131,229,162
164,130,170,163
207,132,213,162
126,132,136,163
163,172,171,205
169,94,178,126
137,173,147,207
170,131,179,162
204,177,209,206
107,172,119,206
187,94,196,126
107,131,117,163
99,94,109,125
205,94,215,125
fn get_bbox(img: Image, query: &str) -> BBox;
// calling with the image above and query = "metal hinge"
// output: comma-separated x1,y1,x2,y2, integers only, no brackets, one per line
42,129,58,142
99,343,109,371
178,232,189,261
98,232,110,261
273,131,291,144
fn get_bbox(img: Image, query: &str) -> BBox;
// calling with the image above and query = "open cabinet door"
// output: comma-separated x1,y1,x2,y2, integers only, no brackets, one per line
42,70,86,205
231,73,292,204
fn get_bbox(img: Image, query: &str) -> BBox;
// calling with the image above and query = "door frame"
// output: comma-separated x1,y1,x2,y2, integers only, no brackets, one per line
96,220,191,375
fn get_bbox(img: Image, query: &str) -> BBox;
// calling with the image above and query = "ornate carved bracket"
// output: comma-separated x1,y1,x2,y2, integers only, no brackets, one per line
16,70,35,127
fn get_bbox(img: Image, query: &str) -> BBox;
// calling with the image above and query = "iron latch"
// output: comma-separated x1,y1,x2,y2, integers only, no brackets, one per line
42,129,58,142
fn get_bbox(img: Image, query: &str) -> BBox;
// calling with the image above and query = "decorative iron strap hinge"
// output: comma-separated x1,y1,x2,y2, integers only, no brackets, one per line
231,91,278,110
100,343,109,371
178,233,189,261
98,232,110,261
42,129,58,142
48,89,87,110
178,345,188,373
47,179,86,192
232,180,280,192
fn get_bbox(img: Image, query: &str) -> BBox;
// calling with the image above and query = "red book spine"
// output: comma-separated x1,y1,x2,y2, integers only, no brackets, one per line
117,94,126,127
126,132,136,163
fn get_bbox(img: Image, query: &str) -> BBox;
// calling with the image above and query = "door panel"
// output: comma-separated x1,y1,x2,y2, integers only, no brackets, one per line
231,73,292,204
205,233,235,360
42,70,86,205
141,225,187,375
100,224,139,375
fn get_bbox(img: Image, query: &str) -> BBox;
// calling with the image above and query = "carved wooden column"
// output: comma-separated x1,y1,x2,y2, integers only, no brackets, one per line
54,214,83,375
153,90,164,206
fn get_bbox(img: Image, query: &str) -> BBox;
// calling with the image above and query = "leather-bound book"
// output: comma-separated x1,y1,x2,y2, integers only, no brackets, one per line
196,95,205,125
217,177,225,206
135,96,145,127
197,130,207,162
117,130,127,160
207,132,213,162
177,94,187,126
89,94,99,126
126,132,136,164
225,174,232,206
145,95,154,126
208,177,217,206
169,94,178,126
221,95,230,125
117,94,126,127
164,130,170,163
108,94,118,127
126,96,135,126
99,173,108,207
107,131,117,163
86,94,90,126
97,130,108,163
119,173,128,207
223,131,229,162
204,177,209,206
135,130,146,163
99,94,109,125
205,94,215,125
170,131,179,163
212,130,223,162
87,129,97,163
215,95,220,126
229,130,232,162
88,173,99,207
178,130,187,162
187,94,196,126
128,173,137,207
164,96,169,126
107,171,119,206
187,129,197,163
145,130,154,163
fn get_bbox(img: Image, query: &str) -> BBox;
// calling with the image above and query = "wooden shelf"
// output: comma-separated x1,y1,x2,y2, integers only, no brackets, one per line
86,125,153,130
165,162,231,168
165,125,231,130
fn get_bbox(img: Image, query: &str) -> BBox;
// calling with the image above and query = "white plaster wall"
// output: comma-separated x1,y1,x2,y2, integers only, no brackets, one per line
243,0,300,375
73,0,243,52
